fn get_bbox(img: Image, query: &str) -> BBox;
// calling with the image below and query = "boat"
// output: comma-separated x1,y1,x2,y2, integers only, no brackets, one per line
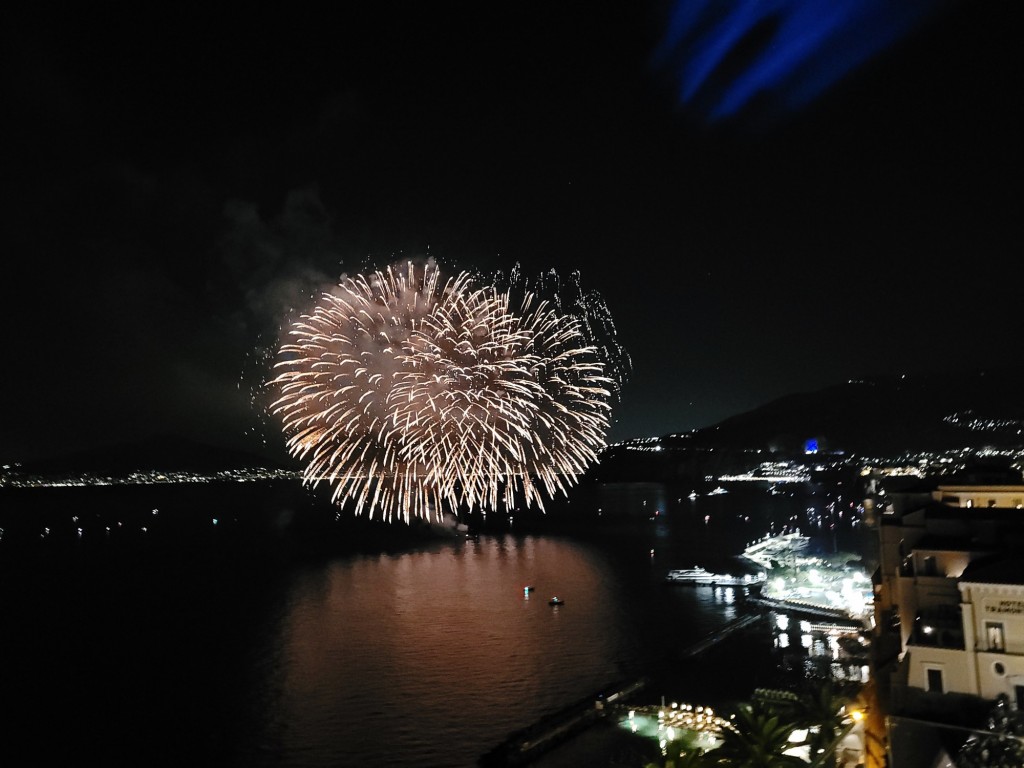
549,596,564,606
741,531,812,569
665,567,716,584
665,567,766,587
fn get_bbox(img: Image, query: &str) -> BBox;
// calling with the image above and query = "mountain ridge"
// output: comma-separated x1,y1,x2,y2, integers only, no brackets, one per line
9,366,1022,476
670,365,1023,456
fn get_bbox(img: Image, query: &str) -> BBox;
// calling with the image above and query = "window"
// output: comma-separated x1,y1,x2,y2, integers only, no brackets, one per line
926,667,944,693
987,622,1006,652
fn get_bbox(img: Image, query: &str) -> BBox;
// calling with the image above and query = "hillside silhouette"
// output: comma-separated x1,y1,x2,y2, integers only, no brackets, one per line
594,366,1024,484
679,365,1023,456
11,366,1022,477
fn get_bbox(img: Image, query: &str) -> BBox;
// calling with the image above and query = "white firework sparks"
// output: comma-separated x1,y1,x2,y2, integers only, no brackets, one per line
270,259,614,523
494,263,632,402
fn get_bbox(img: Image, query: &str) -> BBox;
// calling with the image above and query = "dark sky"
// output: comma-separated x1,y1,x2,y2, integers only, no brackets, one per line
3,1,1021,463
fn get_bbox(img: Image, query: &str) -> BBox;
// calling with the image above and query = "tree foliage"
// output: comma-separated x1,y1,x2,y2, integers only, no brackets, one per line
706,701,808,767
956,696,1024,768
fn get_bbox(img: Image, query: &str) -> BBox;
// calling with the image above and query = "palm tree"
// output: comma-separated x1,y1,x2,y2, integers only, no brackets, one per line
670,745,713,768
793,679,858,762
643,741,712,768
704,701,808,767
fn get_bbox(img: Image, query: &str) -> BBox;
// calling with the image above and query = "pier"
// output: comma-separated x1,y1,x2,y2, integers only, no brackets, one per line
478,677,648,767
678,612,766,658
749,595,864,627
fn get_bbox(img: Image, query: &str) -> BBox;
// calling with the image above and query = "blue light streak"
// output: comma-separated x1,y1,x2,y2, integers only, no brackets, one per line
651,0,952,125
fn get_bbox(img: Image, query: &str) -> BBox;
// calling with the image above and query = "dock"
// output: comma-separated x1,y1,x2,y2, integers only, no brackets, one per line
748,595,863,626
478,677,648,767
678,612,765,659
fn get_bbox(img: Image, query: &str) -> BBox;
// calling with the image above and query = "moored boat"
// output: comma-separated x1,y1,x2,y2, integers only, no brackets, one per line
665,567,766,587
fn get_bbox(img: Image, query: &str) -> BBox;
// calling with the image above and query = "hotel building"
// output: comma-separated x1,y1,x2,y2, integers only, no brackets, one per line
868,477,1024,764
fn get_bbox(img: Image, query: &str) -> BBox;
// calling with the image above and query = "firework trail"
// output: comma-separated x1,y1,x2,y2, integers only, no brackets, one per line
270,258,615,522
493,263,632,402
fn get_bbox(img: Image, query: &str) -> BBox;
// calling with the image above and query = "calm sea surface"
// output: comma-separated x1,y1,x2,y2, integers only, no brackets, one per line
0,479,866,767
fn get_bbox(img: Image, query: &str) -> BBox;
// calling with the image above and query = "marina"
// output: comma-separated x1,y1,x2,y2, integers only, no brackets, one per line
743,530,874,625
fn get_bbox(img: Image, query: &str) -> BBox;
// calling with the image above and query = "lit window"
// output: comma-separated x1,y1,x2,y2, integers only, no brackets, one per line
987,622,1006,653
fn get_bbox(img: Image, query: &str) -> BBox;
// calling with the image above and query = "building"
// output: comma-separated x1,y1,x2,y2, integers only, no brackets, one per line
868,475,1024,766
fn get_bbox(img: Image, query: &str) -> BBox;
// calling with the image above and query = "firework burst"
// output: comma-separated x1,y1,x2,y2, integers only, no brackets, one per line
270,259,614,522
494,263,632,402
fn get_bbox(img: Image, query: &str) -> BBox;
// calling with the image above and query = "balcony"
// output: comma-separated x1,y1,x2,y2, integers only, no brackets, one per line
909,615,964,649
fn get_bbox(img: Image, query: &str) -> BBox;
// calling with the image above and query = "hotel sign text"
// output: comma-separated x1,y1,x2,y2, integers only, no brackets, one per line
986,600,1024,615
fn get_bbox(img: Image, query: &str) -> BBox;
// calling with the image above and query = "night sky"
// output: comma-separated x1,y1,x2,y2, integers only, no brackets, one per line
4,1,1021,463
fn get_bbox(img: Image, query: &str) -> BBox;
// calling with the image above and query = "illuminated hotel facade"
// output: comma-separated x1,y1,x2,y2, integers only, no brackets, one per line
873,484,1024,704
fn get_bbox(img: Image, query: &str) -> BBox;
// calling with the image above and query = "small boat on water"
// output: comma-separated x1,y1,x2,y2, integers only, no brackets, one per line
665,567,766,587
548,596,564,606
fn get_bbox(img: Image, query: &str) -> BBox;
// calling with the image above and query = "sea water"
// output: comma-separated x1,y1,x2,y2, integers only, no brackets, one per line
0,479,864,767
